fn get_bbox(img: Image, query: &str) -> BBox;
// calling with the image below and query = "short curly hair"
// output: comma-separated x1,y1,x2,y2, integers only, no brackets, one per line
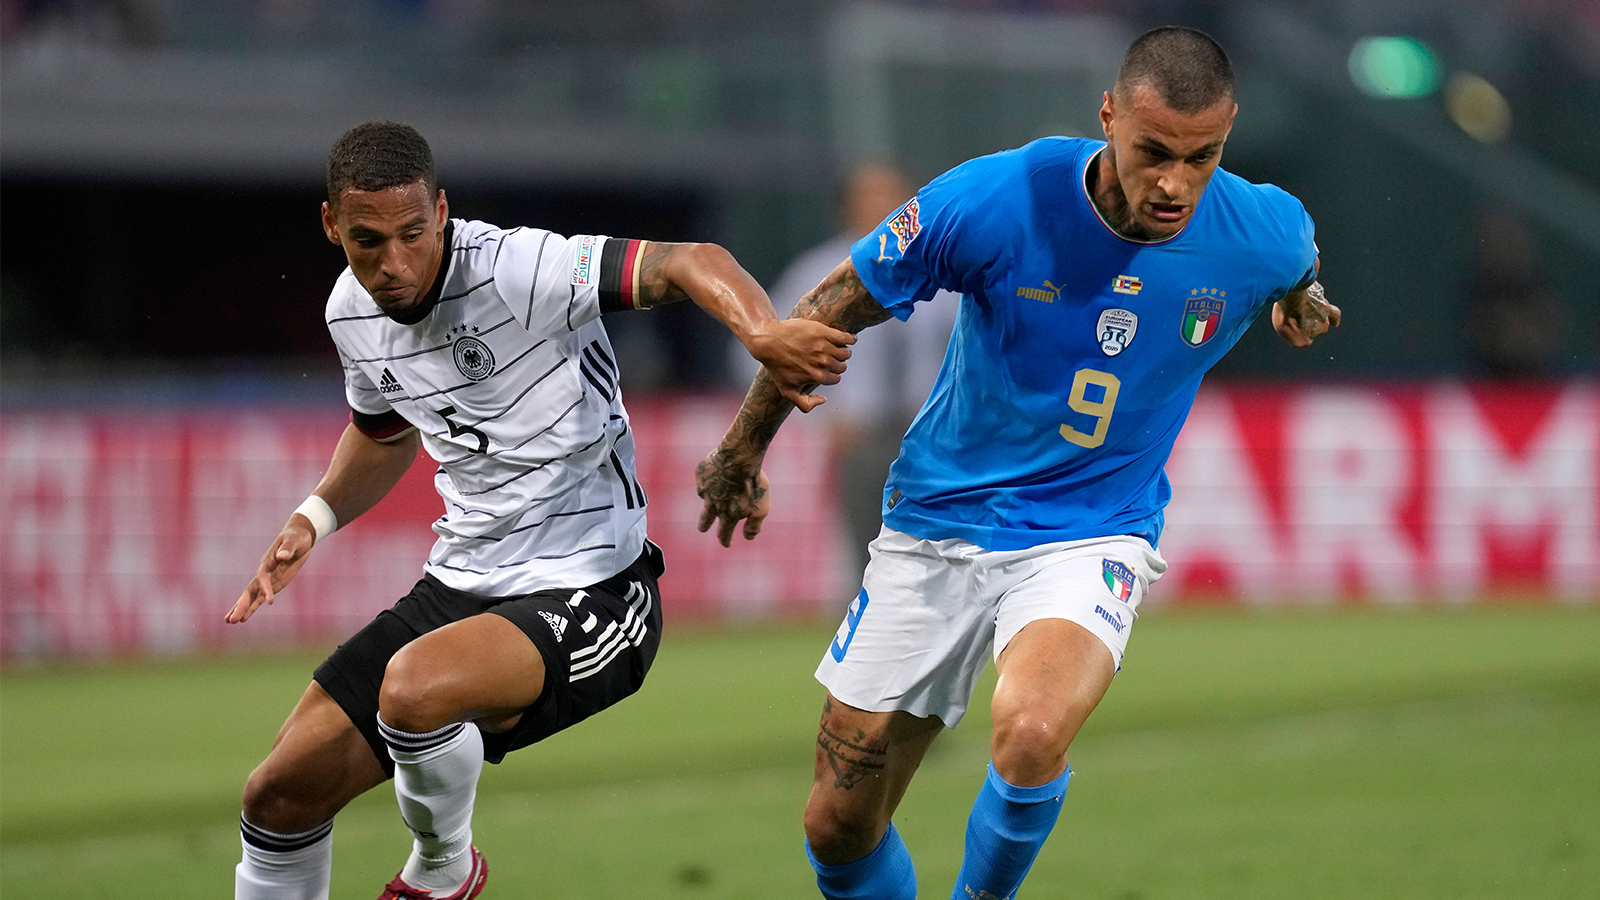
326,121,437,206
1115,27,1234,114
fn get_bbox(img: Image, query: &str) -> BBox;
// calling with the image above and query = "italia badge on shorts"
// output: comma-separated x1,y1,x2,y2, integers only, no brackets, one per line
1180,290,1226,347
1102,559,1135,602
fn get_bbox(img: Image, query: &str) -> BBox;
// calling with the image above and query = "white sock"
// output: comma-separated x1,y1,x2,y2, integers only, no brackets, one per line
378,716,484,893
235,815,332,900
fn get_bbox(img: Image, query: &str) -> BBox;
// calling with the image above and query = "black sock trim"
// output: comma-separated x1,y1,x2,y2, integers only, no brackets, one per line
377,717,466,754
240,815,333,853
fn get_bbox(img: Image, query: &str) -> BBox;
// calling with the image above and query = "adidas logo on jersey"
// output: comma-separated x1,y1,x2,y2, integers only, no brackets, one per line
378,368,403,395
538,610,568,641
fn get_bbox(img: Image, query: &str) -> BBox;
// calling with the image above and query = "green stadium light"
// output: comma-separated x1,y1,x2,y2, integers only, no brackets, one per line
1348,37,1442,99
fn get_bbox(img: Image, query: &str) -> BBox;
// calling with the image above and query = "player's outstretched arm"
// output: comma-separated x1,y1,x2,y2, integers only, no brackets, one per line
1272,262,1341,347
632,241,856,412
696,259,891,546
225,425,420,624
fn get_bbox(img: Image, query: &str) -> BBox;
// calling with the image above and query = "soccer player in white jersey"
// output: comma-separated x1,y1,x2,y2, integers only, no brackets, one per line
225,121,854,900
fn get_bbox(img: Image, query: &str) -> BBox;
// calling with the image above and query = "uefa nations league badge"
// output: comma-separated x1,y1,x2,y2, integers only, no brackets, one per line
1097,308,1138,356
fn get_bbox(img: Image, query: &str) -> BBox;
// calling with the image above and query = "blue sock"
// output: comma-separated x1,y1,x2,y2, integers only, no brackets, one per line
806,822,917,900
951,762,1071,899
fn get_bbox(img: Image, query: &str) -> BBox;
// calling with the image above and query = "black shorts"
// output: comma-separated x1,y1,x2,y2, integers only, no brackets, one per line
313,542,665,776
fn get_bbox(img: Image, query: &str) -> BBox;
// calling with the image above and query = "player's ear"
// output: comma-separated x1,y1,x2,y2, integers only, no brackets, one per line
321,201,341,245
435,189,448,229
1100,91,1116,139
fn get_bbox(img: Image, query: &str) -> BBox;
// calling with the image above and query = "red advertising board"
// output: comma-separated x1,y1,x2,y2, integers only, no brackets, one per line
1160,383,1597,601
2,383,1594,659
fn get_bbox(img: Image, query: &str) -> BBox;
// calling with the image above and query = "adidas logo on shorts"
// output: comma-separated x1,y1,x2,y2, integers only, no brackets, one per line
538,610,568,641
378,368,403,395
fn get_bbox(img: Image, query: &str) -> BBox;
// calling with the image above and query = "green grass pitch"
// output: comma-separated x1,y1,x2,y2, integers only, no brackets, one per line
3,605,1597,899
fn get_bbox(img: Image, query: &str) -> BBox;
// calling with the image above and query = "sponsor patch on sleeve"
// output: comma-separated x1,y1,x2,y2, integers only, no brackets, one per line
571,235,599,286
886,196,922,255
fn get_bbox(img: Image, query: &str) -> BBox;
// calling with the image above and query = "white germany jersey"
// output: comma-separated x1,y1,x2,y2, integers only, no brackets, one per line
327,218,658,596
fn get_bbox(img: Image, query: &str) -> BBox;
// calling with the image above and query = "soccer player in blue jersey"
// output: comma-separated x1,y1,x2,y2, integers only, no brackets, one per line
696,26,1340,900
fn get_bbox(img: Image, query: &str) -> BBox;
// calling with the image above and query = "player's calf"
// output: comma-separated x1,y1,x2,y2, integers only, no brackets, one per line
803,697,940,899
237,683,388,900
241,683,389,832
802,788,888,864
373,614,542,896
952,618,1115,899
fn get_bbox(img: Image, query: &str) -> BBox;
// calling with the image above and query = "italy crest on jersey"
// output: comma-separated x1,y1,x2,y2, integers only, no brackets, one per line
1102,559,1135,601
1180,294,1226,347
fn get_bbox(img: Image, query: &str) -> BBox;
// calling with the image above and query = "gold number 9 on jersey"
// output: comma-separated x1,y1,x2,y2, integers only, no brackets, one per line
1059,368,1121,448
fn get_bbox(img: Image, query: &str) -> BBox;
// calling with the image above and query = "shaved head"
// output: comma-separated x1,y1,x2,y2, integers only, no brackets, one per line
1114,26,1234,114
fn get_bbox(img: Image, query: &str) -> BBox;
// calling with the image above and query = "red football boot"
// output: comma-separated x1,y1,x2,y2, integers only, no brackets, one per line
376,846,488,900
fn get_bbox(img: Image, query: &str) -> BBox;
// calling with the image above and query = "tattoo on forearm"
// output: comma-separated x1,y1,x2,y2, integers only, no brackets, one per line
719,263,888,459
816,708,890,791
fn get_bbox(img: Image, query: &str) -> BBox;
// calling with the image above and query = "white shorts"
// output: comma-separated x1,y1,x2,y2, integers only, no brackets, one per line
815,527,1166,728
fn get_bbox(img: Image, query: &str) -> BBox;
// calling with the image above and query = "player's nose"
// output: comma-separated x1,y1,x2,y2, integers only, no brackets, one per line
379,241,406,276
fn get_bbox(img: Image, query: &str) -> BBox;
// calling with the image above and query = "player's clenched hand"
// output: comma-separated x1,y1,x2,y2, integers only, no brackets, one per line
1273,280,1341,348
746,319,855,413
225,515,316,624
695,449,771,546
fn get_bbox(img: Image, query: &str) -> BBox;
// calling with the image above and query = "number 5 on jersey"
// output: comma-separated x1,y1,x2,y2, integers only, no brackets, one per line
1059,368,1121,449
436,405,490,454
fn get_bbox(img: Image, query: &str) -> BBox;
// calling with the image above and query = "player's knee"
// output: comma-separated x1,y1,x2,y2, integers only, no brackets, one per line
991,711,1070,785
803,792,883,862
242,760,323,833
378,644,457,733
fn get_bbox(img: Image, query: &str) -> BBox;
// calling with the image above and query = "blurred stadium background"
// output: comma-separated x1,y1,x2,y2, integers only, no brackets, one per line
1,1,1597,897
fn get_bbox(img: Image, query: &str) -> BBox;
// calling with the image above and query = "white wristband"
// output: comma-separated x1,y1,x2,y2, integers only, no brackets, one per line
292,495,339,545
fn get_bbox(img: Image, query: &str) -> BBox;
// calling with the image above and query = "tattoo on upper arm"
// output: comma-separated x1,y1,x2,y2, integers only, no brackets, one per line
791,261,892,333
635,241,690,309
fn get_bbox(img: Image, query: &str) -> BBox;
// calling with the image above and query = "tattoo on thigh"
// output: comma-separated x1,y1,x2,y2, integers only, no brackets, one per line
816,704,889,791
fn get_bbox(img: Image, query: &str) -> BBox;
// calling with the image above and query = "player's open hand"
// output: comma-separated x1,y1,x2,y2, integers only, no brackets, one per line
696,449,771,546
1273,280,1341,348
746,319,855,413
225,516,316,624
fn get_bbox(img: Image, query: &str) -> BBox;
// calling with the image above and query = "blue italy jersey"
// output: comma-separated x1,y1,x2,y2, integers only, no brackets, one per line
850,137,1316,551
